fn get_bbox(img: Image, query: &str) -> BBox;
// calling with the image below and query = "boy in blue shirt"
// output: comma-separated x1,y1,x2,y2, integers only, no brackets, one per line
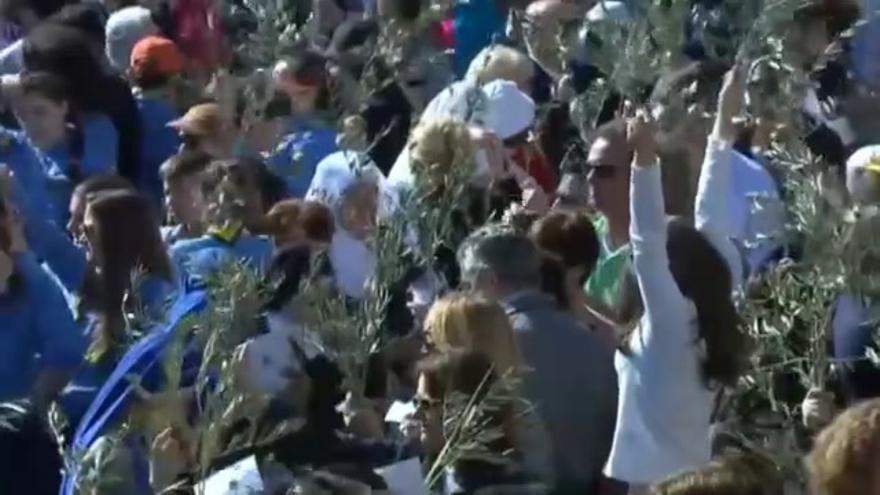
169,158,274,288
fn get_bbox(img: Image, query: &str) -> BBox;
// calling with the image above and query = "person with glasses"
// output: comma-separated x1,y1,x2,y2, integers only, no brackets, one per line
412,350,544,494
421,293,554,484
584,118,634,323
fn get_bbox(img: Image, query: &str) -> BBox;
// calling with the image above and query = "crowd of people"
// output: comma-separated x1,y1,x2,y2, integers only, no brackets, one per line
1,0,880,494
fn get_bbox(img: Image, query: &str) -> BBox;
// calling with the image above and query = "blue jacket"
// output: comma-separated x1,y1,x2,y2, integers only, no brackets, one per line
0,128,87,292
267,117,338,198
59,276,176,428
169,233,273,289
452,0,505,76
135,94,181,205
0,253,86,401
35,114,118,227
61,290,207,495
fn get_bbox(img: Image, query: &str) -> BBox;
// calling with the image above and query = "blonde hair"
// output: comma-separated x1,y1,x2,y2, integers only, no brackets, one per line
651,453,782,495
424,293,522,374
466,45,535,91
408,117,476,186
808,399,880,495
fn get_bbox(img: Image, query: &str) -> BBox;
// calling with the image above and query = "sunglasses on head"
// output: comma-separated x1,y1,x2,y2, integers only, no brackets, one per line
586,162,618,179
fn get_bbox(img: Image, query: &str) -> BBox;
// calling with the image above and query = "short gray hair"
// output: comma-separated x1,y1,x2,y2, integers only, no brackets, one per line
458,224,542,290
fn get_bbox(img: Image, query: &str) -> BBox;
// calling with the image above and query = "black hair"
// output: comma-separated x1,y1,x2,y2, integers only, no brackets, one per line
18,70,86,183
20,0,76,20
264,244,332,312
0,400,62,495
393,0,422,20
160,150,213,183
23,23,144,184
48,3,107,47
134,73,172,92
23,24,104,112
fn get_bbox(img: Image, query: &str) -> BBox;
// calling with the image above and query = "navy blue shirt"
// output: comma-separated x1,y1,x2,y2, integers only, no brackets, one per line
135,94,181,205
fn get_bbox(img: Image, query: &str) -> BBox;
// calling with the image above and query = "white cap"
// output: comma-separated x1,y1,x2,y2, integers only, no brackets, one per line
846,145,880,204
481,80,535,140
586,0,632,23
105,6,158,72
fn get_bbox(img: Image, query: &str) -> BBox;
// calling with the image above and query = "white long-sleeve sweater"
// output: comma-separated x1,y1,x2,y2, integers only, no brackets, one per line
604,137,742,484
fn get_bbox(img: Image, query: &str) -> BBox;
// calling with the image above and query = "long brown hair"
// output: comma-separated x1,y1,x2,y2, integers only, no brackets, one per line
619,217,749,387
83,190,172,361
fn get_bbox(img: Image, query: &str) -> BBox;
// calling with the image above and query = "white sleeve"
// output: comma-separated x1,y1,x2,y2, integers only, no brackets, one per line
630,164,690,349
694,136,744,289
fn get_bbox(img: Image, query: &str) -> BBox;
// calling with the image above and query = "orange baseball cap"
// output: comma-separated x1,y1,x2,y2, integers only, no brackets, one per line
130,36,185,79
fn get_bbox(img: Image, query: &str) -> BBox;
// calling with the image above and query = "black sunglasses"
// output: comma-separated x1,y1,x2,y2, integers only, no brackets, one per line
414,395,442,411
180,133,202,149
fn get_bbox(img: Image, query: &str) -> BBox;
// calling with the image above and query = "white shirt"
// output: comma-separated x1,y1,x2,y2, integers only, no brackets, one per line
238,312,325,395
728,151,786,275
604,138,741,484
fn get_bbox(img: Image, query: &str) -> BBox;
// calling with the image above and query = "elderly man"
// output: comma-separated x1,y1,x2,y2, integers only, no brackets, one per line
458,225,618,494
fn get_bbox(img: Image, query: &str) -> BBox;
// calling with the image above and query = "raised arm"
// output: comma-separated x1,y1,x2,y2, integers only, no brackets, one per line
628,112,690,341
694,67,745,289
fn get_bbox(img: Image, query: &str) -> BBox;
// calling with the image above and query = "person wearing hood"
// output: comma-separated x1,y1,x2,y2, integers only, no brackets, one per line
482,79,556,194
105,6,159,75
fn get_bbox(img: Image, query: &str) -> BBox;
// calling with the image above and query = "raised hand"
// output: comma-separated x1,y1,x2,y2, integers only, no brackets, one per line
627,109,659,168
715,65,746,141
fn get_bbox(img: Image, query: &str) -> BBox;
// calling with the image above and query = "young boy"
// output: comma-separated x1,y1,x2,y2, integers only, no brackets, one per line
160,150,211,246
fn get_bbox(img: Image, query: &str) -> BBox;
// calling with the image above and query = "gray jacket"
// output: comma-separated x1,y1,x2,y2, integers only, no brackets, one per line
503,291,618,489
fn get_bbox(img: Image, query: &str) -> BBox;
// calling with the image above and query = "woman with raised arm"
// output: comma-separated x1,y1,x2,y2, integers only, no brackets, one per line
604,68,749,493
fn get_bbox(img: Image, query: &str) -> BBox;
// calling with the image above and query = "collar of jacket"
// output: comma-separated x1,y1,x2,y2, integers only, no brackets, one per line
501,289,556,316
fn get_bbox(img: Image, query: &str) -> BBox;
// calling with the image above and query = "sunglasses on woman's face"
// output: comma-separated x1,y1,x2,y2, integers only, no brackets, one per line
180,133,202,150
586,163,618,180
414,395,442,412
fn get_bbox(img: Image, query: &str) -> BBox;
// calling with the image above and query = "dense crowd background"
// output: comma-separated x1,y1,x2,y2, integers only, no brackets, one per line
1,0,880,494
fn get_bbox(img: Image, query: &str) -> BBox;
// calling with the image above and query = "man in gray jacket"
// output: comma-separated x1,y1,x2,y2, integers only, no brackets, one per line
458,225,619,493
